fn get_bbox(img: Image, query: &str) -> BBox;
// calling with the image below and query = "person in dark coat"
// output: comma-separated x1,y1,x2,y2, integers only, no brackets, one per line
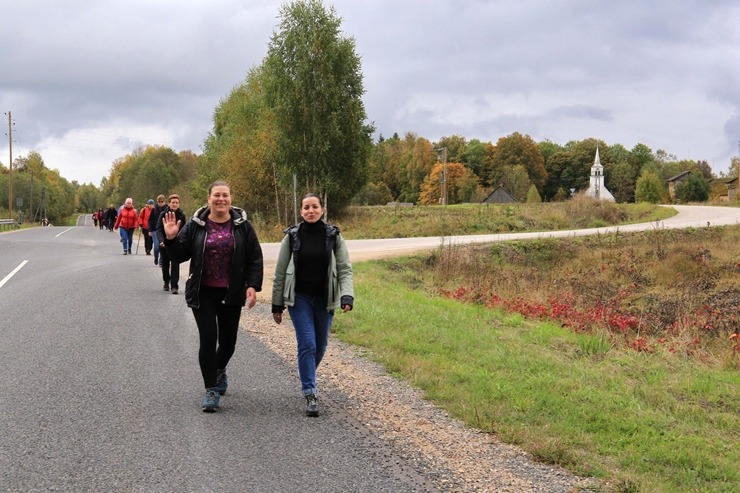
162,181,263,412
156,194,186,293
148,195,167,265
104,205,117,231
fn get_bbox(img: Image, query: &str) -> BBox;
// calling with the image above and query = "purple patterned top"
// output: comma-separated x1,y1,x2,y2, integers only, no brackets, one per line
201,219,234,288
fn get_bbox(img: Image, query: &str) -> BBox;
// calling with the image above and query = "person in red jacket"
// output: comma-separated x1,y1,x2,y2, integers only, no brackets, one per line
114,198,138,255
139,199,155,255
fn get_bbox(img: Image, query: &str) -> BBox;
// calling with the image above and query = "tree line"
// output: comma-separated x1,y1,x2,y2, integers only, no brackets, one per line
360,132,733,206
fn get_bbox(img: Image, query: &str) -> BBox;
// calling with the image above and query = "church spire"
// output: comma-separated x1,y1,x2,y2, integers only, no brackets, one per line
584,146,615,201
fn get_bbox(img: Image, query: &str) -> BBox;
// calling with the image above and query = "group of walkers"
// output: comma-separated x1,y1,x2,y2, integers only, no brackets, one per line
96,194,185,296
96,182,354,417
92,205,118,231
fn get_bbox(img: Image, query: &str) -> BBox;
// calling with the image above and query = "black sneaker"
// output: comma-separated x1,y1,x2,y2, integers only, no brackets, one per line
123,251,127,255
305,394,319,417
163,283,169,291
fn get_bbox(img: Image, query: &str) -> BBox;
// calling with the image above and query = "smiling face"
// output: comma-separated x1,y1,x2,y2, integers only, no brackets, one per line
300,195,323,224
208,185,232,218
168,197,180,211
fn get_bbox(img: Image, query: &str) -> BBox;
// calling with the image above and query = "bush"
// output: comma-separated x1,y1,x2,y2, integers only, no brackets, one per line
675,174,710,203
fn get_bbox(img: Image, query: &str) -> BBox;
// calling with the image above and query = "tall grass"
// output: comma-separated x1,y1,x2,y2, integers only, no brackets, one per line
428,226,740,363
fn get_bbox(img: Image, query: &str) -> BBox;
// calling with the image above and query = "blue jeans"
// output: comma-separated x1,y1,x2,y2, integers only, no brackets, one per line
288,293,333,396
151,231,160,264
121,228,134,252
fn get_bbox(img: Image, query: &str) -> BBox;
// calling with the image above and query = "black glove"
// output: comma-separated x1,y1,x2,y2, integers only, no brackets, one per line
340,295,354,311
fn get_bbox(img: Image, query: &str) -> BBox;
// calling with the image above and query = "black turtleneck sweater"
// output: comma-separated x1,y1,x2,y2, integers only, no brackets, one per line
295,220,329,296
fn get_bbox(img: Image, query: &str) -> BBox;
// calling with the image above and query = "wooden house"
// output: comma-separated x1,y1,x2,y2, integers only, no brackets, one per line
666,171,692,201
724,177,739,202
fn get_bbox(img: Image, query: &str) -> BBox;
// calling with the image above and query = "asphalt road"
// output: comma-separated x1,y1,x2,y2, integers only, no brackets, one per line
0,223,433,492
1,205,737,492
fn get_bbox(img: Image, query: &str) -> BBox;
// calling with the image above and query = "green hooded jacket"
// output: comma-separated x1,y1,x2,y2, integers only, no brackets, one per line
271,221,354,313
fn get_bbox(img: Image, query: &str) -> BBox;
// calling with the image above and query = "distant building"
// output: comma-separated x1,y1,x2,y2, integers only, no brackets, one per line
483,186,518,204
722,176,739,203
584,148,615,201
665,171,692,202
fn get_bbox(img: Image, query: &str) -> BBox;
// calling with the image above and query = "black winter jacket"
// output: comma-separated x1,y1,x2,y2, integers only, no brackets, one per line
148,203,167,232
164,205,263,309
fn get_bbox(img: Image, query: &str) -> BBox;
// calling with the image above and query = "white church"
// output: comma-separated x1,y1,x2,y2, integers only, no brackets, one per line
584,148,615,201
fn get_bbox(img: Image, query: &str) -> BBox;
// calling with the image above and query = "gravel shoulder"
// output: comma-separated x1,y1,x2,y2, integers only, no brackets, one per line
241,303,603,493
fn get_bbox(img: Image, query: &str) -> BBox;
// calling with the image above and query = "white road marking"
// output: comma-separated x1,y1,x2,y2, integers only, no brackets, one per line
0,260,29,290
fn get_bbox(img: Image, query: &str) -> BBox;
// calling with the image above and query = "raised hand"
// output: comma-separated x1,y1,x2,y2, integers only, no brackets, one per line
162,211,181,240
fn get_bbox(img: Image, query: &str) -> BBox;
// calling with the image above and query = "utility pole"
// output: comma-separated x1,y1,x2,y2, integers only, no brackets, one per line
6,111,12,217
436,147,448,205
443,147,447,206
29,169,34,222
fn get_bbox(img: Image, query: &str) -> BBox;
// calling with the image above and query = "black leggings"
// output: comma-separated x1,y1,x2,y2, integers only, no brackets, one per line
192,286,242,389
160,249,180,288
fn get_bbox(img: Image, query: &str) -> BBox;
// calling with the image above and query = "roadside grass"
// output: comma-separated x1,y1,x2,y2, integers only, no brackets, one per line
333,247,740,492
336,199,675,239
256,197,675,241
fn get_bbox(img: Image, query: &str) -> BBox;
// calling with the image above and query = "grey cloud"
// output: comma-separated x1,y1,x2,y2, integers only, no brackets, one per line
2,0,740,183
548,105,612,122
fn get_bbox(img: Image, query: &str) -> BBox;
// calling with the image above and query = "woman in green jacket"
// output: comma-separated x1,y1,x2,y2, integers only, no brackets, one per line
272,193,354,416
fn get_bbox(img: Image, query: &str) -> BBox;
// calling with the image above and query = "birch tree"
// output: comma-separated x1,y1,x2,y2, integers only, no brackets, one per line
263,0,373,213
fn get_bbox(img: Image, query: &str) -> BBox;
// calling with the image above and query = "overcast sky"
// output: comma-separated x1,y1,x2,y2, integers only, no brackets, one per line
2,0,739,185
